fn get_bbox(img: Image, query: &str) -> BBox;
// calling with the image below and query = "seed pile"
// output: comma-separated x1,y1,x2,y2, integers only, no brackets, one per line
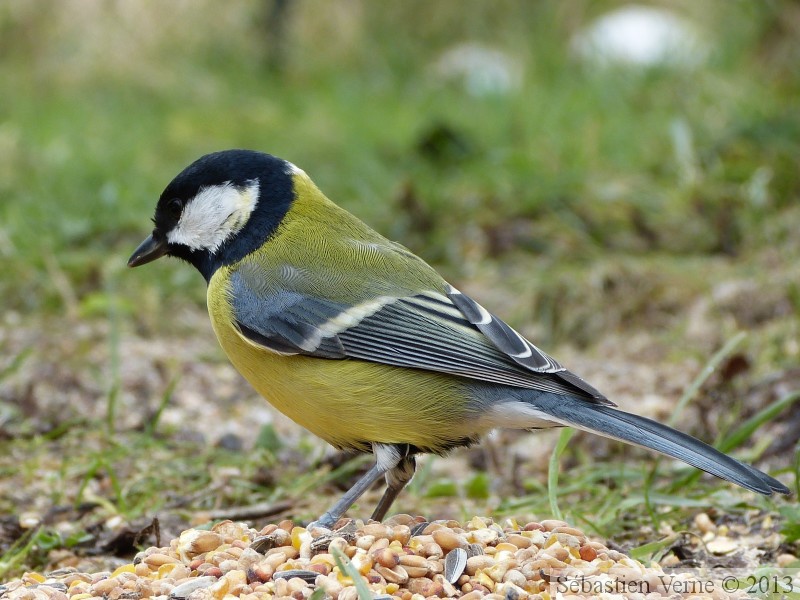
1,516,744,599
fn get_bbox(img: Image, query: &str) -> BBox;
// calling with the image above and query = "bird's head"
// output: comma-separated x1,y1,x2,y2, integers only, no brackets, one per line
128,150,296,280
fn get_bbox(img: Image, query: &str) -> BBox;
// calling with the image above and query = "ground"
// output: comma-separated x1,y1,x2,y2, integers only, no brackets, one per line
1,0,799,586
1,233,798,577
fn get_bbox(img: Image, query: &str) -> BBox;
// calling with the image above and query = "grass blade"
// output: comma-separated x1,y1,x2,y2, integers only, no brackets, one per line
331,546,372,600
794,448,800,498
548,428,575,521
145,377,179,436
664,390,800,493
645,332,749,515
629,533,679,563
308,589,327,600
717,390,800,454
0,347,32,382
0,528,39,579
668,331,747,427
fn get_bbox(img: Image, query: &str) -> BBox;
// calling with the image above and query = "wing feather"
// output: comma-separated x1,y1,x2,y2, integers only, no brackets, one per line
229,266,610,403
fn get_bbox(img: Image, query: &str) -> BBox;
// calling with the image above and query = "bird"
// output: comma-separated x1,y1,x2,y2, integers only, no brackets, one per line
128,149,788,527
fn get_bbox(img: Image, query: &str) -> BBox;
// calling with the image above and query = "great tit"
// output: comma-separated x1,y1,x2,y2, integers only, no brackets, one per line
128,149,788,527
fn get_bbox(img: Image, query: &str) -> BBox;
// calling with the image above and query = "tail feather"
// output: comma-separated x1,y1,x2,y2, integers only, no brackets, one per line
536,398,789,496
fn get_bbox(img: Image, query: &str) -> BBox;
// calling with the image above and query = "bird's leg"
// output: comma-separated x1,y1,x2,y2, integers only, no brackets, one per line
313,463,386,529
371,455,416,523
313,443,403,529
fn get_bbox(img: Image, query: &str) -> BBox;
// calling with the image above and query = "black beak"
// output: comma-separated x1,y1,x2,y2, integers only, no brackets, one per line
128,233,168,267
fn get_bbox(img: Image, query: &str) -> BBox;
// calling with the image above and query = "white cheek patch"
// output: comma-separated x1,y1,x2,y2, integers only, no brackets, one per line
168,181,260,252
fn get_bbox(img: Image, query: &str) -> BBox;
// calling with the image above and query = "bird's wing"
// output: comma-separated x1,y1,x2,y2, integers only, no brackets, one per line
227,256,610,403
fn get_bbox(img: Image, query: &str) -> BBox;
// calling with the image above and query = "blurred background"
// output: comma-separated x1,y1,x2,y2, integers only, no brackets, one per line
0,0,799,574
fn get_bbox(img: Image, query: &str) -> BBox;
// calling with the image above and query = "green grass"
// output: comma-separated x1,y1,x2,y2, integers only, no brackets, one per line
1,0,799,578
2,2,798,316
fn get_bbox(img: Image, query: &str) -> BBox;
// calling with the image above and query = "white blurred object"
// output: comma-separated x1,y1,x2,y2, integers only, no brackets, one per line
433,43,522,96
572,5,709,67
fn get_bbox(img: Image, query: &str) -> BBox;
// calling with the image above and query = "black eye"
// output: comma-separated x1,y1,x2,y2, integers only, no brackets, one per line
166,198,184,220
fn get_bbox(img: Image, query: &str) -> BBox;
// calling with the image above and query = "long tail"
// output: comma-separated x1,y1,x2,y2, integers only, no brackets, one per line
534,397,789,496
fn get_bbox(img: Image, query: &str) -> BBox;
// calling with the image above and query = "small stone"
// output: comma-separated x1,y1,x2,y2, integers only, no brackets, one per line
407,577,443,596
540,519,569,531
372,547,399,568
327,536,351,556
502,569,526,588
495,580,526,599
444,548,467,584
169,576,217,599
706,537,738,555
383,514,416,527
409,522,429,536
694,513,716,534
421,542,443,559
374,564,409,585
19,512,42,529
432,528,467,553
469,528,499,546
90,578,119,596
466,554,495,575
391,525,412,545
361,523,392,539
506,534,532,549
143,553,179,568
203,566,223,578
398,554,428,569
579,545,597,561
338,586,359,600
777,553,798,568
403,564,429,578
251,529,290,553
272,570,319,584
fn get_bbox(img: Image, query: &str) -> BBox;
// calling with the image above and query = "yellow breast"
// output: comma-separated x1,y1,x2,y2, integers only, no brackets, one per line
206,267,481,453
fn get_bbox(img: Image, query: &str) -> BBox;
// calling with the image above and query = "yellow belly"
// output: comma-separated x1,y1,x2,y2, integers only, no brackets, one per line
207,275,481,453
